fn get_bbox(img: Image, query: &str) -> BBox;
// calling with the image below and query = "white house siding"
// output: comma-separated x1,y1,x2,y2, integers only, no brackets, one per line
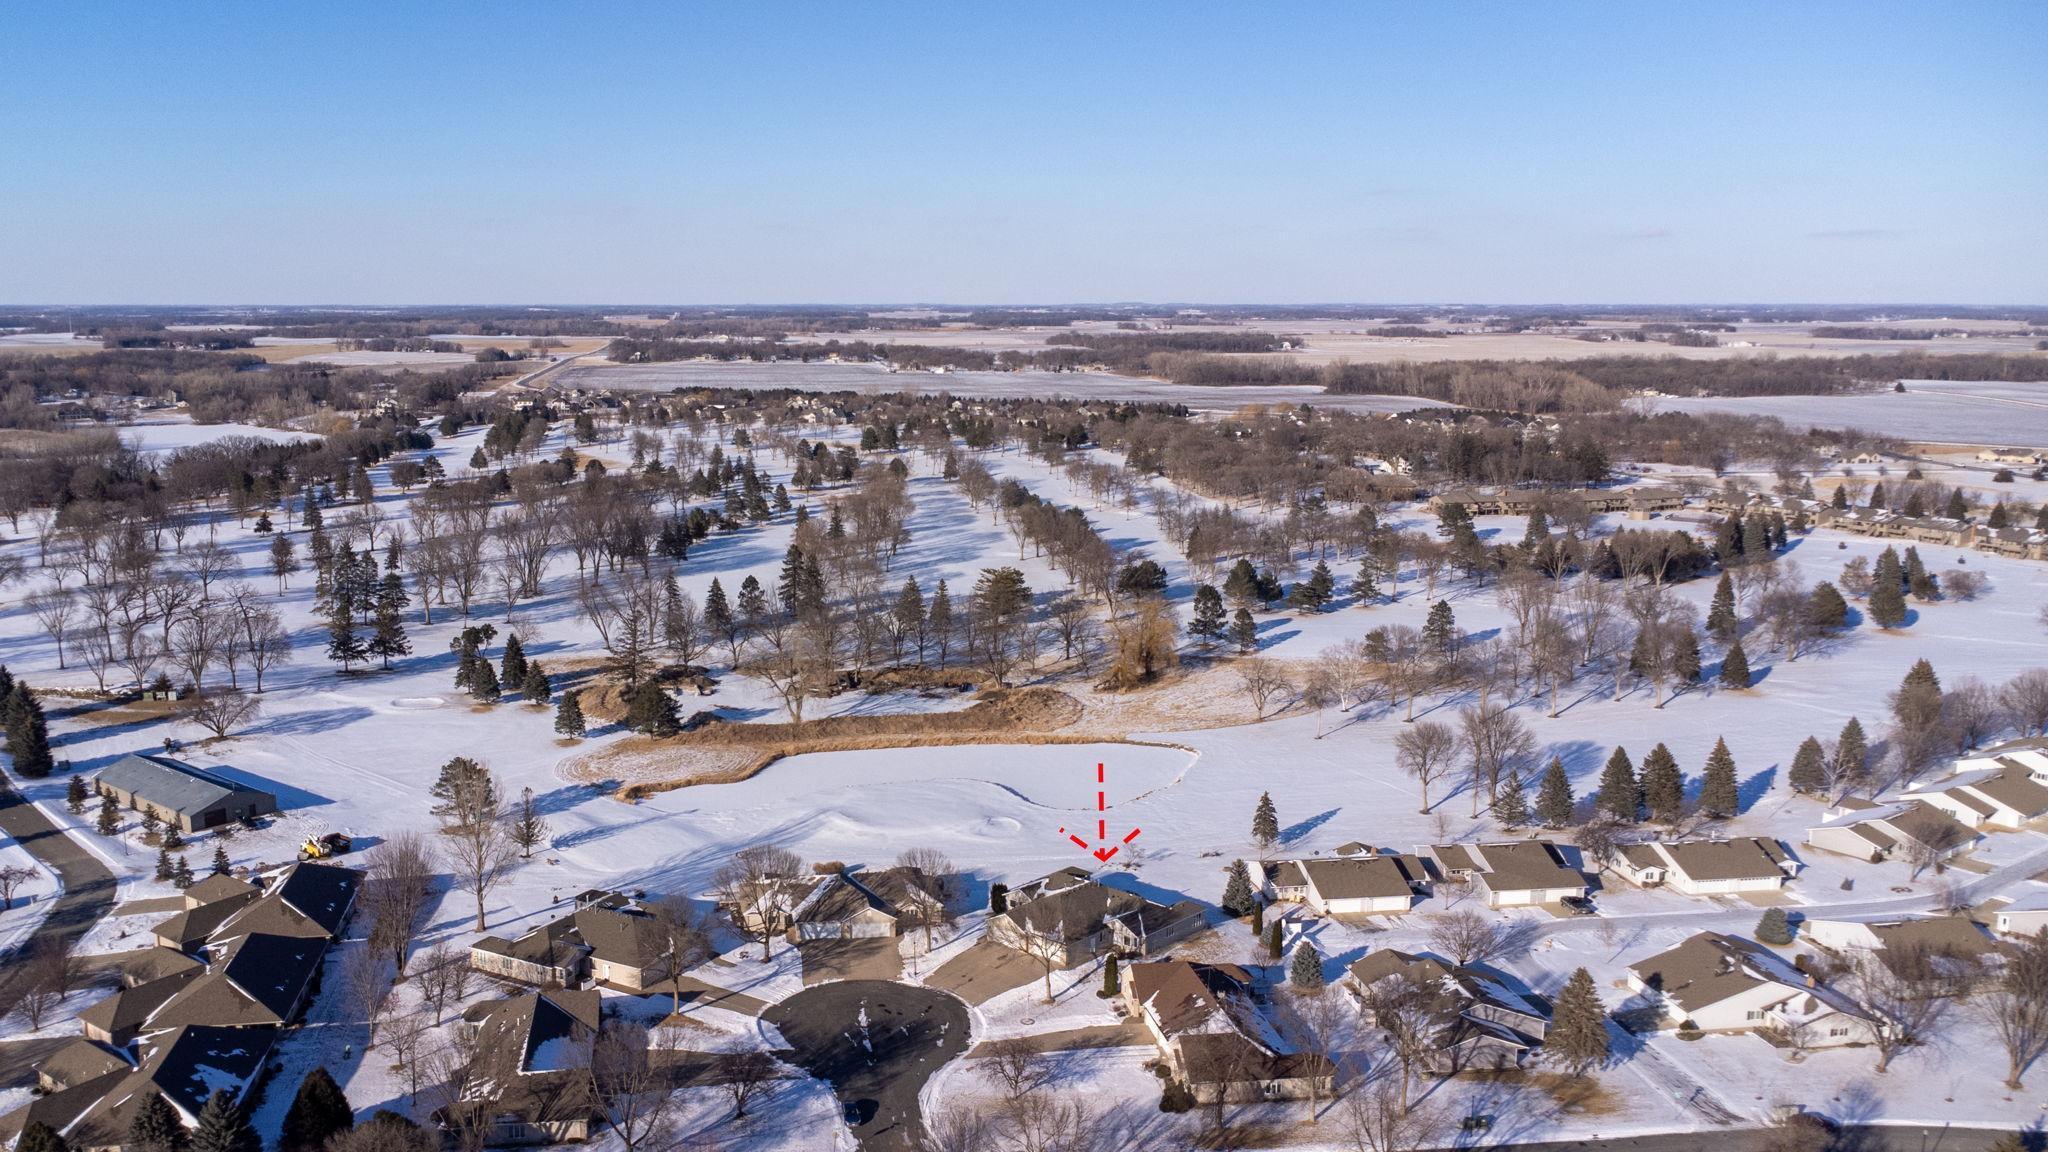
1806,825,1887,862
1487,886,1583,908
1997,909,2048,937
1312,894,1411,916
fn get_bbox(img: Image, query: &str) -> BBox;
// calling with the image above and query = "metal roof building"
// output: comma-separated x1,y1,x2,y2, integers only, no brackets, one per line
93,753,277,833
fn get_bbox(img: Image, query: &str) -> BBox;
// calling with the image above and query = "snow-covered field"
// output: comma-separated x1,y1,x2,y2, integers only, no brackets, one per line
114,419,325,455
6,409,2048,1146
1649,379,2048,447
286,349,479,368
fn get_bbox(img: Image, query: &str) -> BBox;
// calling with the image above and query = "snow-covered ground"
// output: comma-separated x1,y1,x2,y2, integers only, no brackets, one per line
1649,379,2048,447
7,412,2048,1144
114,419,325,455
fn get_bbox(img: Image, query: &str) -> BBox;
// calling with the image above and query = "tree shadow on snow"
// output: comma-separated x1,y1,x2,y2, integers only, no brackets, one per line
1279,808,1340,845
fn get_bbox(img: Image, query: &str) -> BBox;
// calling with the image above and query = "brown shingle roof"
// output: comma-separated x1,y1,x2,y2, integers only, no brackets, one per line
1659,838,1791,882
1127,961,1252,1036
1301,856,1418,901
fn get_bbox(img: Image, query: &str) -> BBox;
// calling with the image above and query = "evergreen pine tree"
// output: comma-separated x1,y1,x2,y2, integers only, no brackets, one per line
1223,559,1261,608
18,1122,70,1152
625,681,678,736
1548,968,1610,1077
1699,737,1740,817
1493,769,1529,828
1230,607,1259,653
10,714,52,780
1945,489,1969,521
212,843,231,875
1869,548,1909,628
1830,485,1849,510
1353,557,1380,603
1305,561,1335,610
892,577,926,662
96,790,122,835
556,690,587,738
155,845,175,882
500,634,526,687
324,575,368,673
1521,508,1550,551
368,571,411,669
280,1068,354,1152
1755,906,1794,946
1190,585,1227,648
171,856,194,889
1597,746,1640,822
1706,572,1739,643
469,658,501,703
1719,638,1751,689
1250,899,1264,936
703,579,734,647
1221,859,1256,918
1101,953,1120,998
928,580,953,665
162,823,183,851
1789,736,1829,794
1807,582,1849,629
1669,626,1701,685
192,1089,259,1152
66,773,88,814
1422,599,1457,655
1265,919,1283,960
127,1092,189,1152
1251,792,1280,851
1289,942,1325,992
1537,756,1575,828
522,664,551,704
1640,744,1684,823
1834,716,1869,782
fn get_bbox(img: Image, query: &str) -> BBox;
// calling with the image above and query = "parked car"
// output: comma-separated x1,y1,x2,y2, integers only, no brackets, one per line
1559,895,1597,916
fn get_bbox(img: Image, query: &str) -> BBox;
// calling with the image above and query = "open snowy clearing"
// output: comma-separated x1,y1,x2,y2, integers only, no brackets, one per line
1648,379,2048,448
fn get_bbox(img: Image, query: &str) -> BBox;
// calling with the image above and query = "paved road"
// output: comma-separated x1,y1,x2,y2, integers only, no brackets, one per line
762,980,971,1152
0,777,117,1019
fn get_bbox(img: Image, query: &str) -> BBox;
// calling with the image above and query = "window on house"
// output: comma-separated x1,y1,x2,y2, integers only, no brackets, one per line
1746,1010,1763,1020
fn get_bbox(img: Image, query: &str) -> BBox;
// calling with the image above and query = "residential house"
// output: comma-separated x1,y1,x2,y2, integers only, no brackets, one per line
91,754,278,834
1120,960,1333,1105
1804,798,1980,865
1253,854,1425,916
1801,915,1998,987
146,933,328,1031
77,970,202,1047
1627,932,1884,1046
1994,888,2048,938
443,989,603,1147
1423,841,1588,908
1612,838,1799,896
57,1025,281,1152
1346,949,1550,1072
210,861,361,943
1902,756,2048,832
988,871,1204,966
784,865,943,942
33,1040,129,1096
471,897,676,992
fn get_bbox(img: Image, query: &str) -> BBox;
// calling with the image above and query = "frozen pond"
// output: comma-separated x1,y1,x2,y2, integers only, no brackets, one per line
664,741,1195,814
1647,379,2048,447
117,420,324,454
558,359,1452,414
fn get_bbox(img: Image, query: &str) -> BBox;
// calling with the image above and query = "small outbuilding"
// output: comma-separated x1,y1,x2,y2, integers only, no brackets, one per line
93,753,277,833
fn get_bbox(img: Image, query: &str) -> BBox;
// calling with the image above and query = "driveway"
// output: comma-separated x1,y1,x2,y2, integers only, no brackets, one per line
0,778,116,1020
925,938,1085,1005
799,938,903,986
762,980,971,1151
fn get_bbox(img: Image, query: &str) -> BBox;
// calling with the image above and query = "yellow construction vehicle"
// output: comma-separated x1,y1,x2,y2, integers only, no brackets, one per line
299,833,352,860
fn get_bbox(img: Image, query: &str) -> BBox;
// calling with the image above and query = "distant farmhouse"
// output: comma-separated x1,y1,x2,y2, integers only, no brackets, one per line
93,753,277,833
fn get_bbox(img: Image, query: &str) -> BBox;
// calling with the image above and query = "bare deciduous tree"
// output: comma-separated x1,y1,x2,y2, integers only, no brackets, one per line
1393,720,1459,814
181,689,262,739
1237,656,1292,720
713,844,805,961
1425,907,1506,967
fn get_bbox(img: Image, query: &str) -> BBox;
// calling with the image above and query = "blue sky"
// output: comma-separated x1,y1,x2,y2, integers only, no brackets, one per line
2,2,2043,304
